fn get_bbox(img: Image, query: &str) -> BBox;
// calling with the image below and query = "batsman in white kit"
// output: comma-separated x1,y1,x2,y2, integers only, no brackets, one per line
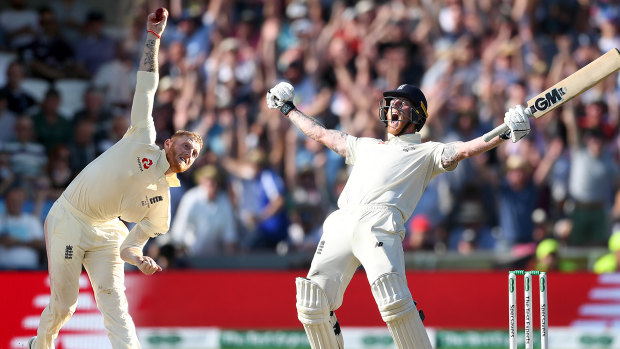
28,10,203,349
267,83,531,348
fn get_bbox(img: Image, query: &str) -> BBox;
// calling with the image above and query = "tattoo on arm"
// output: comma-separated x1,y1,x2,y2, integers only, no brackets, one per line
330,130,348,157
290,109,325,128
288,109,325,139
441,143,460,168
139,39,159,73
289,110,348,157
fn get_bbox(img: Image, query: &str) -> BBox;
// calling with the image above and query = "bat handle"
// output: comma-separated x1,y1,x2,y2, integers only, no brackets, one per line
482,106,532,142
483,124,510,142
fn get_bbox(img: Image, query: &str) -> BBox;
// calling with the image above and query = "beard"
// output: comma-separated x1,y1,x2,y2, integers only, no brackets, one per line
166,150,190,173
387,120,406,135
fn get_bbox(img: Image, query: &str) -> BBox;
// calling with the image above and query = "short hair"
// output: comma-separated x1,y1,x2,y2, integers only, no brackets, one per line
171,130,203,149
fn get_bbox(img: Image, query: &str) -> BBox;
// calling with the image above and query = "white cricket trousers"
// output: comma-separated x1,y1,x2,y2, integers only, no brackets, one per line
307,205,408,310
33,197,141,349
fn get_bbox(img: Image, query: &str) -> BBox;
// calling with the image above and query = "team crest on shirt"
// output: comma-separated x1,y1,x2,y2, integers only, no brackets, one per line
137,157,153,171
64,245,73,259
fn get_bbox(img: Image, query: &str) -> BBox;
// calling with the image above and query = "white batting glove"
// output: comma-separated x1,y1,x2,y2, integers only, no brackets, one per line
503,105,531,143
266,82,296,115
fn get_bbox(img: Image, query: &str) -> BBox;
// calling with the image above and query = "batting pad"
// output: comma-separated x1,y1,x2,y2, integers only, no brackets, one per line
371,273,432,349
296,277,343,349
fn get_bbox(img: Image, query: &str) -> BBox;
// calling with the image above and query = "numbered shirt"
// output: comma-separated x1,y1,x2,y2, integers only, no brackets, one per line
62,71,179,237
337,133,456,221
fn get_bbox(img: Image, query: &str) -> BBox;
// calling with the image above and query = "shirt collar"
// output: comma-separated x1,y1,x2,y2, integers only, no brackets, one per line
387,132,422,143
156,148,181,187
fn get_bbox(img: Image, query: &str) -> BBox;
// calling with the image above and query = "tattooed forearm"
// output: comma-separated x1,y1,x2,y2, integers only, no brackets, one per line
441,143,461,169
139,38,159,72
289,109,325,135
441,136,502,168
288,109,348,157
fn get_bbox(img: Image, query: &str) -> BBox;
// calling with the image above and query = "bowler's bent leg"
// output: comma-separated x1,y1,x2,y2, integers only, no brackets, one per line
34,207,84,349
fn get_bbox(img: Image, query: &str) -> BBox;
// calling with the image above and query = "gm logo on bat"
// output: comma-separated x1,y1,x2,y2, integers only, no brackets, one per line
528,87,567,114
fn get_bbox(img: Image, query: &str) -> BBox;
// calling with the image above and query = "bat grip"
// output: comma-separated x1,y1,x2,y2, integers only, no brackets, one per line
483,124,510,142
482,106,532,142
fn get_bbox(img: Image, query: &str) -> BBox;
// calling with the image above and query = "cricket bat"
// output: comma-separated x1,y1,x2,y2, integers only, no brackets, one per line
483,48,620,142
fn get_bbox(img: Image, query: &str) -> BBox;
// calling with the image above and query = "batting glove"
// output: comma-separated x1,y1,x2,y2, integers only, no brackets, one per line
503,105,531,143
266,82,296,115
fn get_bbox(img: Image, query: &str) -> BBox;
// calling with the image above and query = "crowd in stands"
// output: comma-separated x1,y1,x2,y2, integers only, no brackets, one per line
0,0,619,272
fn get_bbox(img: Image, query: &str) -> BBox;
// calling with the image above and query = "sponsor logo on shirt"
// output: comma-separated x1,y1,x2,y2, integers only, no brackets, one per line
402,145,416,152
375,241,384,248
316,240,325,255
137,157,153,171
141,195,164,208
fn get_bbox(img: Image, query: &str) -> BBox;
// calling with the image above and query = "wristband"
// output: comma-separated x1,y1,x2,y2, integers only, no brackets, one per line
280,101,296,116
147,30,161,39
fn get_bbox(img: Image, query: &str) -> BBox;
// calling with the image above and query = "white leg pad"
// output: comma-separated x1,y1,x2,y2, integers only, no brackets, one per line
371,273,432,349
296,277,343,349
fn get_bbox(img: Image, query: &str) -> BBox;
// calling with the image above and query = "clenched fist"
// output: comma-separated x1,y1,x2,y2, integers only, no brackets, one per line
503,105,531,143
266,82,296,115
146,9,168,37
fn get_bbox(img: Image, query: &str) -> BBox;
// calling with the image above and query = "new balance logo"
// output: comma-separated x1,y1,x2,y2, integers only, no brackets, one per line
375,241,383,247
149,196,163,204
141,195,164,208
316,241,325,255
65,245,73,259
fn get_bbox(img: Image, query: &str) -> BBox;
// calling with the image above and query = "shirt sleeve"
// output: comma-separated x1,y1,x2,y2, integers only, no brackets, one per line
431,142,458,177
136,193,171,239
124,71,158,143
120,223,152,252
345,135,360,165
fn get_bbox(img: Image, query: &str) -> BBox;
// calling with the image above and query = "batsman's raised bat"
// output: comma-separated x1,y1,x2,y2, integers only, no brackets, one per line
484,48,620,142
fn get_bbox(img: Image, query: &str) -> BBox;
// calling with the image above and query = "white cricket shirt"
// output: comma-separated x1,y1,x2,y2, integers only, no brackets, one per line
62,71,179,238
338,133,456,221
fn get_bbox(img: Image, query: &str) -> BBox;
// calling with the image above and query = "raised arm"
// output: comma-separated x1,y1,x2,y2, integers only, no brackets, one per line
441,104,531,168
130,10,168,128
266,82,348,157
441,136,504,169
139,10,167,73
286,109,348,157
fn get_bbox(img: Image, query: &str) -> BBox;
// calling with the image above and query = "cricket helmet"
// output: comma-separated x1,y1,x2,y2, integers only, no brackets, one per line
379,84,428,132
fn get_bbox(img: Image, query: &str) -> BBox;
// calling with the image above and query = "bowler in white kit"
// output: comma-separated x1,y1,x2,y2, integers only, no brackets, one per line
29,10,202,349
267,82,531,348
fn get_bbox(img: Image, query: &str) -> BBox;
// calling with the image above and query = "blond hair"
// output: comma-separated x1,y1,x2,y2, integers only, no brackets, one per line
172,130,203,149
